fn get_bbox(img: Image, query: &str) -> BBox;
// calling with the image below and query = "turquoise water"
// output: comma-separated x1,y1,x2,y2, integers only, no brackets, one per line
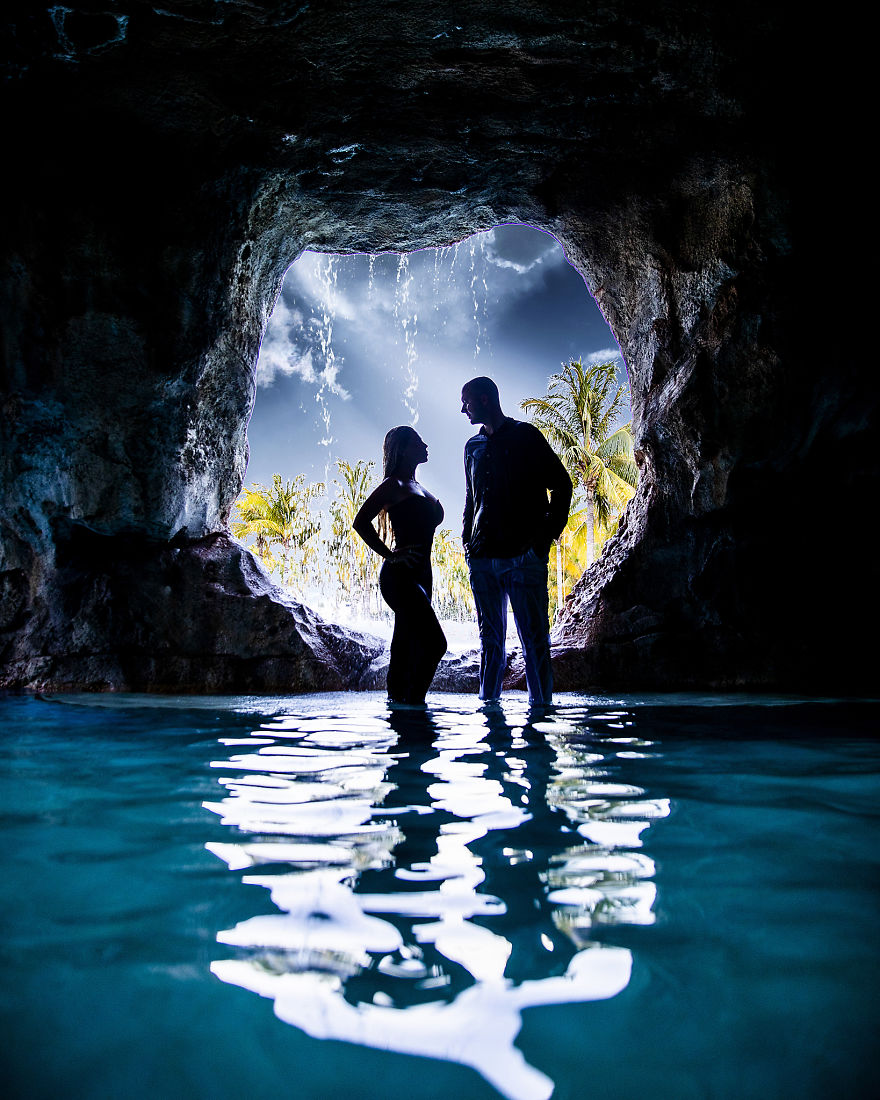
1,691,877,1099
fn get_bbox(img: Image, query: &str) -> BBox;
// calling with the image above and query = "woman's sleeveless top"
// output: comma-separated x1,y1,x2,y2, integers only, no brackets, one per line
388,494,444,549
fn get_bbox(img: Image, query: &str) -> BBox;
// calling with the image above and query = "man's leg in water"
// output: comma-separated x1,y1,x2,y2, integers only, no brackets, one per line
506,549,553,705
468,557,508,700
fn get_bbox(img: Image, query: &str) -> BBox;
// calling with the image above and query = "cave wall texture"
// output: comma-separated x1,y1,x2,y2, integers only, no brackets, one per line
0,1,871,693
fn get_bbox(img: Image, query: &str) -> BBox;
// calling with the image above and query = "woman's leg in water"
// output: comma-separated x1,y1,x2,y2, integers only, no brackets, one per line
417,570,447,701
380,562,447,703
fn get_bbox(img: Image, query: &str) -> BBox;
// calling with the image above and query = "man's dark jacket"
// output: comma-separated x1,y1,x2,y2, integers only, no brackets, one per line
462,417,573,559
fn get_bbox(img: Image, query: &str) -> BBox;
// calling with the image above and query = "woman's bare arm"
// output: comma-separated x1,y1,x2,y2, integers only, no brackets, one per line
353,479,398,560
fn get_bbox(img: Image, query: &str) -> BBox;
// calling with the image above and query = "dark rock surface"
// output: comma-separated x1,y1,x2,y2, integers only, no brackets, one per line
358,647,481,695
0,528,385,693
1,2,870,693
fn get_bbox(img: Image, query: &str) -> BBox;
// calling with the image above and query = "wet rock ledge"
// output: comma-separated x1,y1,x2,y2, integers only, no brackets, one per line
0,529,385,694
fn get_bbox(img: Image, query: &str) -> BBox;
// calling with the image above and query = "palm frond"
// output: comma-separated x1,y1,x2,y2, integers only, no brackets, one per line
521,355,638,570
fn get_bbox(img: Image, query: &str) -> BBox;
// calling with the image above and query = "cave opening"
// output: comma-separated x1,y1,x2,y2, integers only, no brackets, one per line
234,224,636,651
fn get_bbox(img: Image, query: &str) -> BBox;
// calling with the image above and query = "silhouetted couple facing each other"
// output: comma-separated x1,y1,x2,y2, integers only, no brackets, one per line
354,377,572,707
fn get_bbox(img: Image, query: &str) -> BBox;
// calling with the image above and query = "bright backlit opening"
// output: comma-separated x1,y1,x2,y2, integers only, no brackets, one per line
237,224,634,640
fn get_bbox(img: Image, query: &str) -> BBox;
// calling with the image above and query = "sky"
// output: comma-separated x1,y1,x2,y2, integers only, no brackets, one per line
245,223,627,531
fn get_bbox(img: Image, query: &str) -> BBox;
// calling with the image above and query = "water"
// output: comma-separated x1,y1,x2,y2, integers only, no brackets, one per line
1,692,877,1099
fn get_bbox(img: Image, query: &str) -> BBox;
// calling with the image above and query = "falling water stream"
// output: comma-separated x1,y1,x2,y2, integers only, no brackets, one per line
393,253,419,424
310,253,341,455
282,233,497,450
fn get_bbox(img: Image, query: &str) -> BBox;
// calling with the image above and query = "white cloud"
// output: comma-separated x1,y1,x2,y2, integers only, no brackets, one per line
483,226,562,276
584,347,623,366
256,280,350,397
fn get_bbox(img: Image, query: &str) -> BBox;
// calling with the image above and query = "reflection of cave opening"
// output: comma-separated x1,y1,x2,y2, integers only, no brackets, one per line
235,224,635,641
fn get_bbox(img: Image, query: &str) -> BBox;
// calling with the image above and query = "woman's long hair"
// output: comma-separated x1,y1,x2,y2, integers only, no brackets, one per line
378,426,418,544
383,425,418,479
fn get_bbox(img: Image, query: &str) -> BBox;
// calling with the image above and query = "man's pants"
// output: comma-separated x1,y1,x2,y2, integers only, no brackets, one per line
468,549,552,704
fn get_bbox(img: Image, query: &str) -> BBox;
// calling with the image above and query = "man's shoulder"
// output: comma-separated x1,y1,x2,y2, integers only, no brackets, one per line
465,419,545,450
504,419,548,446
507,418,539,434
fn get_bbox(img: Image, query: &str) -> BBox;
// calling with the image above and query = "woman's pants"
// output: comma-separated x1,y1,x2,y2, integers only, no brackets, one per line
468,548,552,704
379,557,447,704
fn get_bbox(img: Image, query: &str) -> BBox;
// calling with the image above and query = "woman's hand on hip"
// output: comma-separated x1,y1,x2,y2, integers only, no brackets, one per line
387,546,423,567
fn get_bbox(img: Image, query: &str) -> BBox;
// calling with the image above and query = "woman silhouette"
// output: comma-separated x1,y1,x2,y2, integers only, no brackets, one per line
353,426,447,706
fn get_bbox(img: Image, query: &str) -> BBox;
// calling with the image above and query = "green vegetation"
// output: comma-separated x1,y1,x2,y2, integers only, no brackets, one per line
229,473,324,594
521,358,638,614
230,461,474,622
327,459,380,618
430,527,475,622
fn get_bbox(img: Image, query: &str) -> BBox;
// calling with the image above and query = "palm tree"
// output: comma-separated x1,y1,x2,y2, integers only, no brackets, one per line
231,484,274,563
521,358,638,608
549,491,626,614
431,528,475,621
230,473,324,591
328,459,377,615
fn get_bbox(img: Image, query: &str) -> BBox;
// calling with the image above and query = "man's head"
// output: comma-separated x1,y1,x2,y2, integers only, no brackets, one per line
461,376,502,427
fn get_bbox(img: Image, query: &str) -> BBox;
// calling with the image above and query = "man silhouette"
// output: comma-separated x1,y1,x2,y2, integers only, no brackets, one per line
461,376,573,705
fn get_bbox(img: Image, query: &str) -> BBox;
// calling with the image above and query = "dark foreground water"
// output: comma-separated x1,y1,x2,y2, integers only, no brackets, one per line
1,691,878,1100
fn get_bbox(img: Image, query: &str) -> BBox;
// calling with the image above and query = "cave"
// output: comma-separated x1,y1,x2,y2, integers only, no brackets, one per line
1,1,870,694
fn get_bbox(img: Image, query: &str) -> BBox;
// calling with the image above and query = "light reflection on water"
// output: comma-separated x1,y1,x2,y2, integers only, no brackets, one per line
3,693,880,1098
205,700,668,1100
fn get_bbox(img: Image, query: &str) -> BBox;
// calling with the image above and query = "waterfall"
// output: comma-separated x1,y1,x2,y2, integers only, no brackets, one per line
468,234,490,359
393,252,419,426
312,253,340,451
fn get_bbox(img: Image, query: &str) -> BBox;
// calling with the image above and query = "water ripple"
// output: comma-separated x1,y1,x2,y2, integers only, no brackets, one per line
206,701,666,1100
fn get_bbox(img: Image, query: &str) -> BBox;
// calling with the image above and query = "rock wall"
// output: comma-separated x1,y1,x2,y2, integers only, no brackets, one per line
2,2,870,693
